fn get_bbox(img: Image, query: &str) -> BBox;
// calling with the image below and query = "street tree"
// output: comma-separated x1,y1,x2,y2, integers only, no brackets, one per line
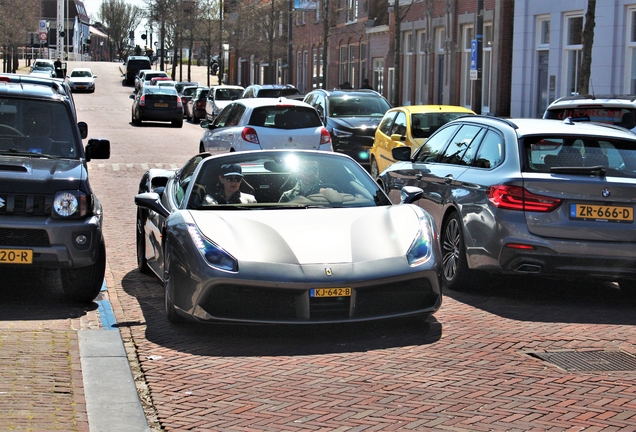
578,0,596,95
98,0,144,61
0,0,39,73
193,0,222,86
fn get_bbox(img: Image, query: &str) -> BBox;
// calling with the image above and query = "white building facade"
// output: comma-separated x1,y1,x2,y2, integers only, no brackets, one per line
511,0,636,118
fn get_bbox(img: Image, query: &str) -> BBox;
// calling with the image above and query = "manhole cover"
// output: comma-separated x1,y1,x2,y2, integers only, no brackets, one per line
529,350,636,372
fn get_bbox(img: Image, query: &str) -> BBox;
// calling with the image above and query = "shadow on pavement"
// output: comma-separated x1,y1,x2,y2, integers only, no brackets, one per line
0,267,98,320
118,269,443,357
444,274,636,325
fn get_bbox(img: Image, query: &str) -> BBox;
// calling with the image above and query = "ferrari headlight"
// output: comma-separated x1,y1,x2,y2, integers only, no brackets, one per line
53,191,88,218
407,215,434,266
186,223,238,272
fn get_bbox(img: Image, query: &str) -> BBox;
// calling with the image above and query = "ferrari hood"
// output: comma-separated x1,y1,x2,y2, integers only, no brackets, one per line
188,205,423,265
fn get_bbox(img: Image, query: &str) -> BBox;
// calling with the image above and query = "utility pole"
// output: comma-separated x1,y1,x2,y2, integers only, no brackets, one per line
287,0,293,85
218,0,223,84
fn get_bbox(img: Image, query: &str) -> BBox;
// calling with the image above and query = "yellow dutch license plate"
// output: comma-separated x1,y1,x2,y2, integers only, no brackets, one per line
155,103,169,107
570,204,634,222
311,287,351,297
0,249,33,264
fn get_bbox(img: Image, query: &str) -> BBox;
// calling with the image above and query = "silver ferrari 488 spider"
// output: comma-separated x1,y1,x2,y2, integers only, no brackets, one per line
135,150,442,324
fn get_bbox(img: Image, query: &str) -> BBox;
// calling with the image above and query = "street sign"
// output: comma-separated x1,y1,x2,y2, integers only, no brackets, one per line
470,39,478,80
39,33,47,41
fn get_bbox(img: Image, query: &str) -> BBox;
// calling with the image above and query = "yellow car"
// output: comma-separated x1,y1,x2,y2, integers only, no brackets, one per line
369,105,476,178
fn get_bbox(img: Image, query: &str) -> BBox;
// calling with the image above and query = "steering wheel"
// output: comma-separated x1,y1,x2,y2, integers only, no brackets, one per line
0,124,24,136
306,183,340,195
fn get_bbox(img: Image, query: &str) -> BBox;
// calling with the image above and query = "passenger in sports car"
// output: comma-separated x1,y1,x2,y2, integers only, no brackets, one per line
279,160,323,202
205,163,257,204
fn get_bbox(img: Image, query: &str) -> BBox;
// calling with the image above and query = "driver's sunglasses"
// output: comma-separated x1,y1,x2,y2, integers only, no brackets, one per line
224,175,242,183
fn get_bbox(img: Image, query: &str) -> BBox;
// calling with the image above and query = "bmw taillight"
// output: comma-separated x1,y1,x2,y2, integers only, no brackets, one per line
177,98,183,108
487,185,562,212
139,95,145,106
320,127,331,144
241,127,260,144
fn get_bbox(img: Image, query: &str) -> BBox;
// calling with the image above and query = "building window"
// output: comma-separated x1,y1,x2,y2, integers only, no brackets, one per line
403,32,413,104
302,50,308,93
373,57,384,94
564,14,583,96
627,8,636,92
416,30,427,104
348,44,356,87
537,15,550,48
339,45,348,85
359,43,367,85
347,0,358,23
297,51,302,89
460,24,474,108
387,67,395,104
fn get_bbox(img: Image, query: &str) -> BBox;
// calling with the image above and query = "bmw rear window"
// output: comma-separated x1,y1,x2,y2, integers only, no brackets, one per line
524,135,636,178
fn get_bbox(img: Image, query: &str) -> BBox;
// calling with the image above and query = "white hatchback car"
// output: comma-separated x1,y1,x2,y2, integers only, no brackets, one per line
67,68,96,92
199,98,332,153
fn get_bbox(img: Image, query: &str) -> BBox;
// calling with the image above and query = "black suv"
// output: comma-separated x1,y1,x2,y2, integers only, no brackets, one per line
303,89,391,167
123,55,151,86
0,75,111,303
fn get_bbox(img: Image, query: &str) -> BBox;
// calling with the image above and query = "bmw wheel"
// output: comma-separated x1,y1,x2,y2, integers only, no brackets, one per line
441,212,472,291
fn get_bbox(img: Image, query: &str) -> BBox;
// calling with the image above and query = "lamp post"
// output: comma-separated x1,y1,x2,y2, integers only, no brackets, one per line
218,0,223,84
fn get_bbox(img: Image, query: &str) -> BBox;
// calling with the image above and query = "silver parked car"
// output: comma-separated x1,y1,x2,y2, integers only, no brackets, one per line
379,116,636,297
135,150,442,324
199,98,332,153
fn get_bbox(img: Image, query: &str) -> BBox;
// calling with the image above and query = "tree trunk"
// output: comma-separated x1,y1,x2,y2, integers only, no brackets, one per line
578,0,596,95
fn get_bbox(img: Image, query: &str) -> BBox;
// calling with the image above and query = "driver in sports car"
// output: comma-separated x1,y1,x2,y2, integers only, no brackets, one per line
205,163,257,204
279,160,325,202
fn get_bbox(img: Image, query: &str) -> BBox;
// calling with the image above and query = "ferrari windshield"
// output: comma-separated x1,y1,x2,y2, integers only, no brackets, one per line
183,151,392,209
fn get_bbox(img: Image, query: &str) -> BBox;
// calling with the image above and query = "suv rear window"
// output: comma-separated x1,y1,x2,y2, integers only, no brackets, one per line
544,107,636,130
127,59,151,69
249,106,322,129
256,88,300,98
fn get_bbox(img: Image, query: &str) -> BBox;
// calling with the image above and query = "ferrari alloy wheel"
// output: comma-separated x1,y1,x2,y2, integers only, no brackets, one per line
163,244,185,323
370,157,379,180
441,212,472,291
136,209,152,275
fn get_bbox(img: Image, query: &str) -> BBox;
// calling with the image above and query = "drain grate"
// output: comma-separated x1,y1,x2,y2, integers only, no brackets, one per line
529,350,636,372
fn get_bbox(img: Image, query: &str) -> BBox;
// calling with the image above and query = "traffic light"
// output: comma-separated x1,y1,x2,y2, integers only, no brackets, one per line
59,31,65,37
141,33,147,40
129,31,134,39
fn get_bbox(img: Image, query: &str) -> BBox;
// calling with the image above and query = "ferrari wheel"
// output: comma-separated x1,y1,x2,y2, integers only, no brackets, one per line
163,243,185,323
441,212,472,291
136,209,152,275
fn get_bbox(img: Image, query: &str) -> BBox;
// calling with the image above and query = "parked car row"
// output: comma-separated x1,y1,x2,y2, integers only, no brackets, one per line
122,69,636,307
